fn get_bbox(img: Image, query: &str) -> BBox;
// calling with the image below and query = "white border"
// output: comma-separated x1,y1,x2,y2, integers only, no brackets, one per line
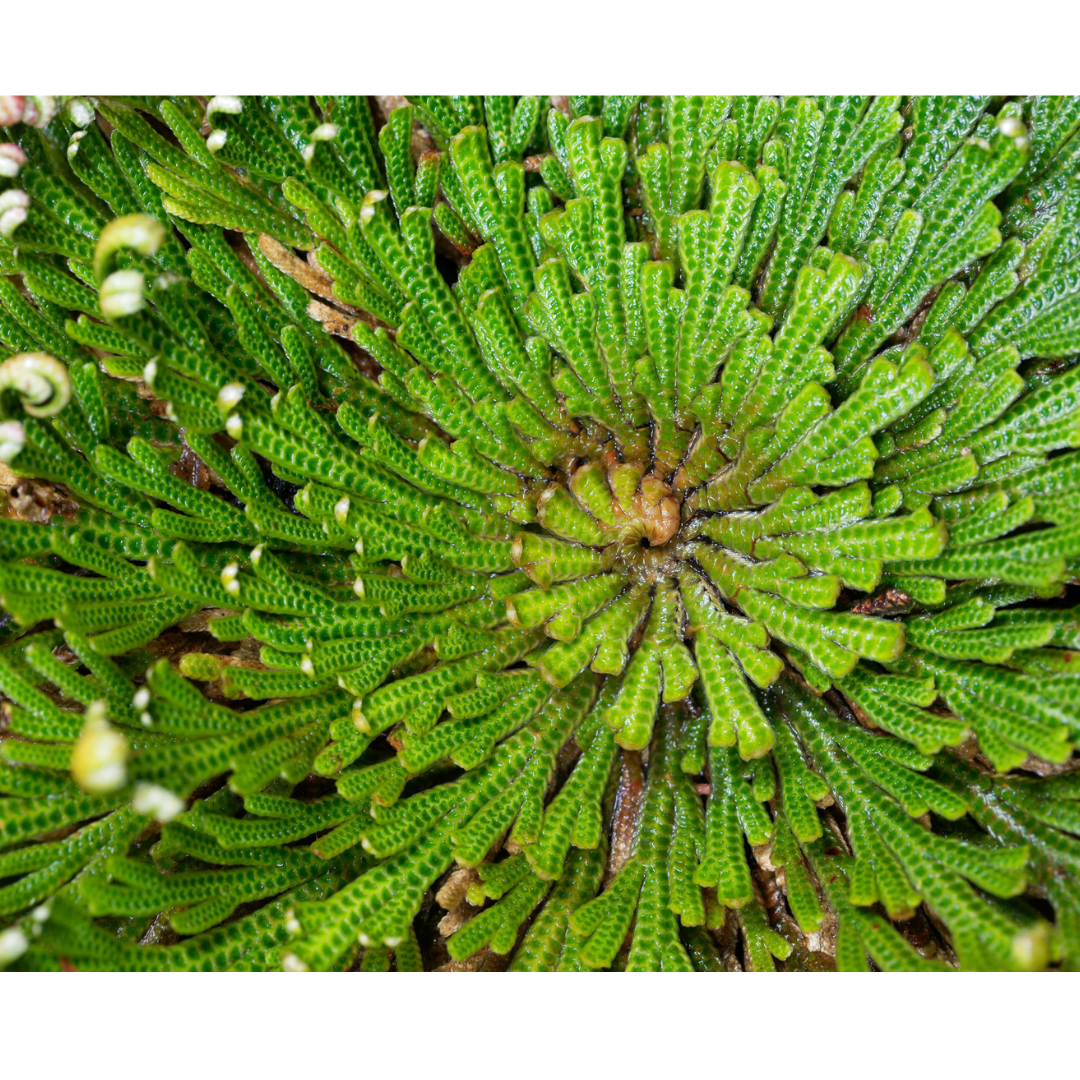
4,0,1079,91
2,971,1075,1077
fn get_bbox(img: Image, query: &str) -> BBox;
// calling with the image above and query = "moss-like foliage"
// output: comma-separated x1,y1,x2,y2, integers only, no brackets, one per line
0,94,1079,971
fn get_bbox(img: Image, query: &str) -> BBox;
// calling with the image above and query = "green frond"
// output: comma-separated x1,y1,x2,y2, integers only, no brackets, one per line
1,94,1079,972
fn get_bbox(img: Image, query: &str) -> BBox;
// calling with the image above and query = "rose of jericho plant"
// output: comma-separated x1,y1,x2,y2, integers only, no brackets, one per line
0,94,1079,972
